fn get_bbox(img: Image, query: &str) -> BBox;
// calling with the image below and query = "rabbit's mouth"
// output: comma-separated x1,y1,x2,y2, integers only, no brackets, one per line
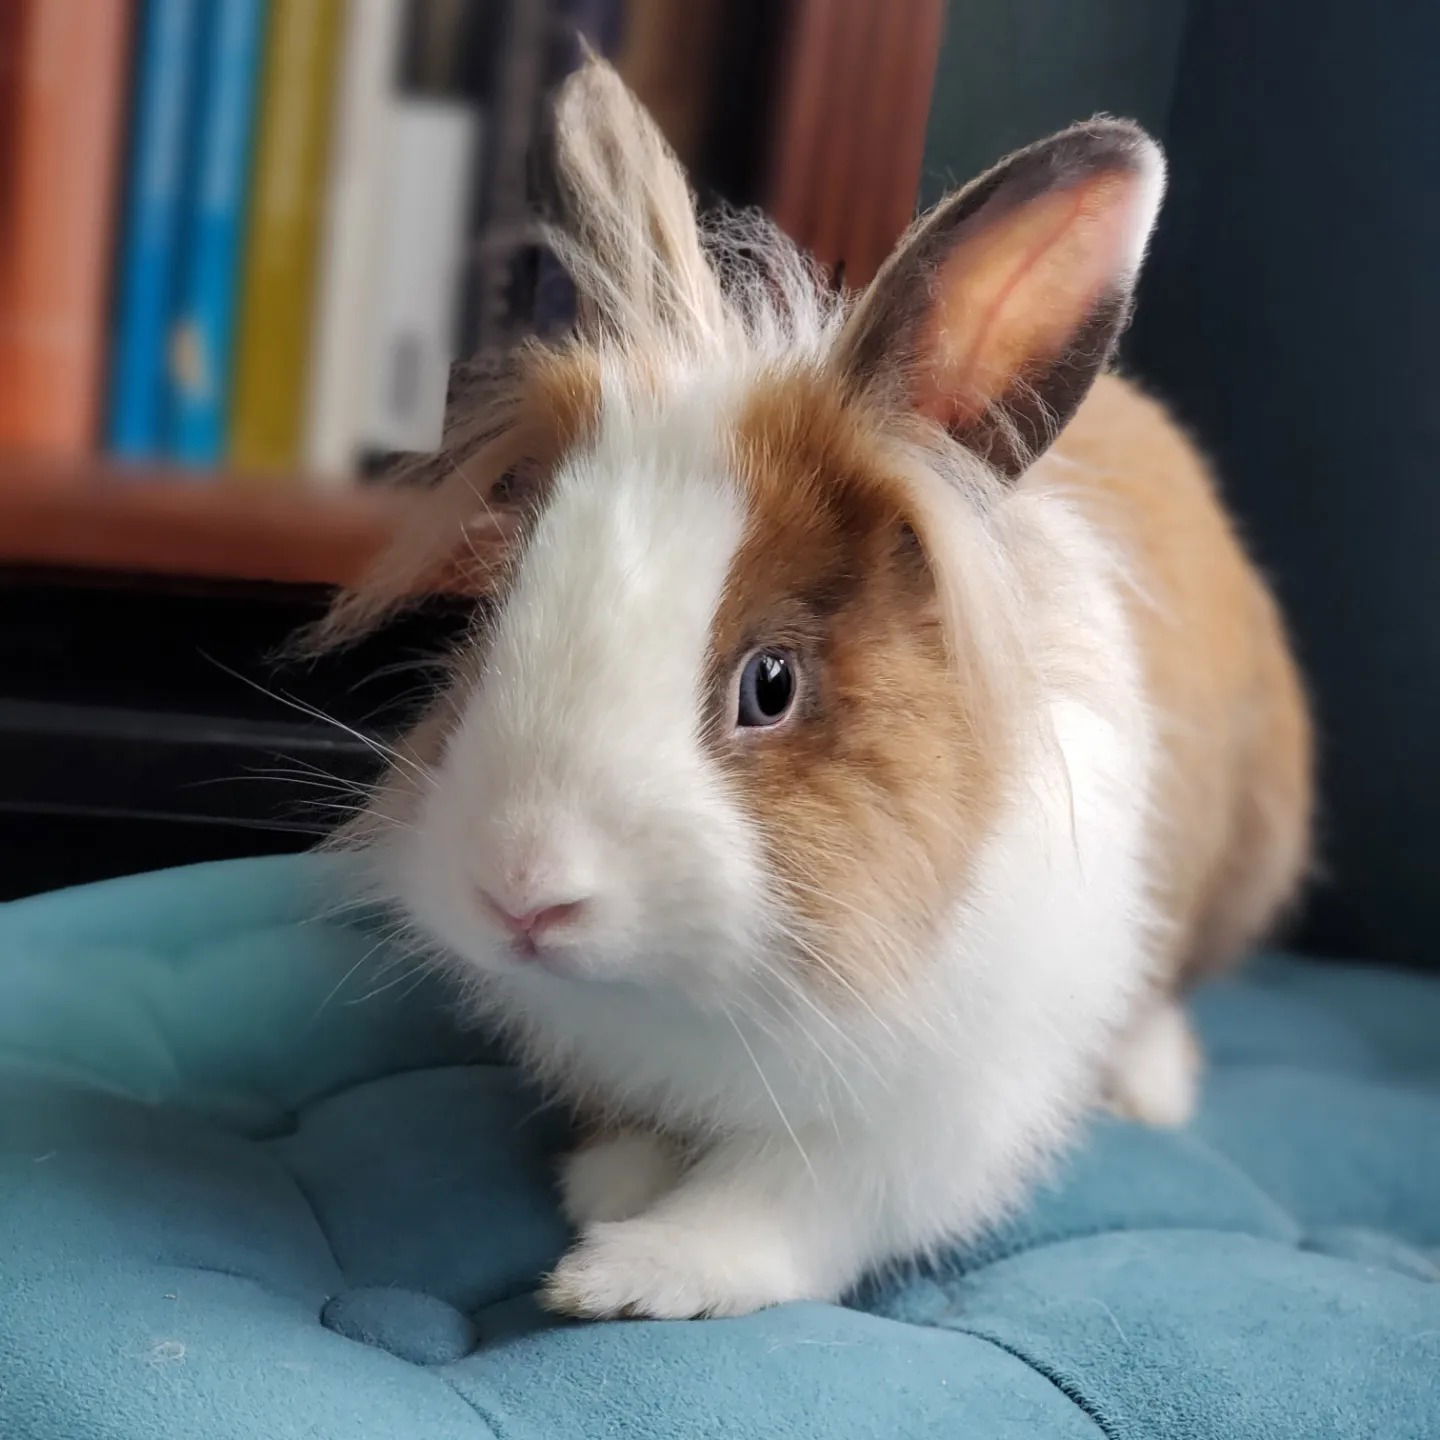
493,928,593,980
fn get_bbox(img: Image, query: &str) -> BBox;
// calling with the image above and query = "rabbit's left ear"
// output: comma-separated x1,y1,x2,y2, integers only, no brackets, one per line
835,120,1165,476
546,55,725,347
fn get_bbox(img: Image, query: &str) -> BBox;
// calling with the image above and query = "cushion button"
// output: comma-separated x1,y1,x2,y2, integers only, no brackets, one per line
321,1287,480,1364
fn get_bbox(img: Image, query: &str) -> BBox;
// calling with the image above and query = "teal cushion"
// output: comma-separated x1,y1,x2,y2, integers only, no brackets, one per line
1,855,1437,1438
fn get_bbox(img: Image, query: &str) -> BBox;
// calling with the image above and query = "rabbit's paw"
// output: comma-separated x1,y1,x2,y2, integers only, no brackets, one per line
542,1215,808,1320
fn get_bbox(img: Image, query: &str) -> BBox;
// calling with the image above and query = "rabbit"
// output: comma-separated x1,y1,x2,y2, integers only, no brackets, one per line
316,57,1312,1320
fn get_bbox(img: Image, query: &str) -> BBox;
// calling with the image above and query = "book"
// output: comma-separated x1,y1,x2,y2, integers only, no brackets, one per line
228,0,344,479
359,0,486,457
303,0,405,484
107,0,206,460
0,1,133,457
166,0,268,469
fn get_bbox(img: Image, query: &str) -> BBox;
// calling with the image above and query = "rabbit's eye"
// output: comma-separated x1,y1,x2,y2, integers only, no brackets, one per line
736,649,797,728
490,468,526,504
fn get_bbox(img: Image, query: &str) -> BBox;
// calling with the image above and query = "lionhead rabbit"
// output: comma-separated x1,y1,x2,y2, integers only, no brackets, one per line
319,58,1311,1319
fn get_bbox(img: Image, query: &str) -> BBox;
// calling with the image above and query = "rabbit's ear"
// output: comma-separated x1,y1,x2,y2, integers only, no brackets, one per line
835,120,1164,477
546,56,725,349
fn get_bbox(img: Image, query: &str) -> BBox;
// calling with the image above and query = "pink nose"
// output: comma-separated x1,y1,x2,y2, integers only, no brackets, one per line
477,890,587,945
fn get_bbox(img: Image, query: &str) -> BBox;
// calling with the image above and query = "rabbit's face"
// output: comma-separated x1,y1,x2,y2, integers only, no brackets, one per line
391,360,1002,1011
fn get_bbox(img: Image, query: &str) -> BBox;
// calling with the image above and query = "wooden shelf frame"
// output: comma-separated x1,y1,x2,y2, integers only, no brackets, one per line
766,0,946,288
0,455,409,589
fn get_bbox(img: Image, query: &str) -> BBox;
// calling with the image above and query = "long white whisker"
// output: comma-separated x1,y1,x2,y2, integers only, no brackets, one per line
745,947,883,1088
345,956,434,1008
203,655,436,789
723,1007,815,1183
310,923,416,1020
740,969,862,1133
766,914,902,1048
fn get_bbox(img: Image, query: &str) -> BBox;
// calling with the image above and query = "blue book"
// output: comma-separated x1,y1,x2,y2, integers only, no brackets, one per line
107,0,205,459
166,0,267,467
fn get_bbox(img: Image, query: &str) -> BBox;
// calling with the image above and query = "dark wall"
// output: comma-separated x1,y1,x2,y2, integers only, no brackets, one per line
921,0,1187,203
1128,2,1440,967
926,3,1439,967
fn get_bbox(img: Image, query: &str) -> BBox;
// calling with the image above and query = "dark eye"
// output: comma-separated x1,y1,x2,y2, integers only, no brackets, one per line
736,649,797,728
490,468,525,504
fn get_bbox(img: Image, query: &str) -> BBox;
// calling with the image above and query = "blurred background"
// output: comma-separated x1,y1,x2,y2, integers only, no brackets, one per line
0,1,1435,971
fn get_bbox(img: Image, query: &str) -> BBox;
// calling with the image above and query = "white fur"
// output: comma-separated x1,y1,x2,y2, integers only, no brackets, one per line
395,369,769,1018
539,646,1156,1317
559,1129,684,1227
536,553,1157,1315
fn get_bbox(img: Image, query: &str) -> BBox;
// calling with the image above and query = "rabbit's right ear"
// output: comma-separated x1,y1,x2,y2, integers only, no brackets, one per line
834,120,1165,477
547,56,725,348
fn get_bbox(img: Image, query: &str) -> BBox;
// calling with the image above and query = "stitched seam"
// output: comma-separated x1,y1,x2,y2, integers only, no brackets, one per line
966,1330,1116,1440
932,1215,1304,1281
271,1150,347,1287
429,1370,513,1440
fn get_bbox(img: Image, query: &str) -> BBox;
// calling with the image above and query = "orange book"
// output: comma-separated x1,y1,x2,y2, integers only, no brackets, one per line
0,1,132,456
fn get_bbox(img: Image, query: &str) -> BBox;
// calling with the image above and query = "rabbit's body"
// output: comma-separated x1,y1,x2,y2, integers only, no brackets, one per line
329,62,1311,1318
1058,374,1311,993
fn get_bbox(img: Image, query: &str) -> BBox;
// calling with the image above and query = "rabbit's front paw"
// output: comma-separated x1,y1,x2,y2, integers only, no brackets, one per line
542,1215,808,1319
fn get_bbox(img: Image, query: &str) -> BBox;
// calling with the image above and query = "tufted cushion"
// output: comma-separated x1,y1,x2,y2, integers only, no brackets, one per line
1,855,1437,1439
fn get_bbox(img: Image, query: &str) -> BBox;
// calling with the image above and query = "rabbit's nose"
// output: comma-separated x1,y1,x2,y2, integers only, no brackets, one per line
476,888,590,950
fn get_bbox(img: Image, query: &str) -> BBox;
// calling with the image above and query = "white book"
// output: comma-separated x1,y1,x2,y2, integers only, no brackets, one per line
359,96,482,457
303,0,404,484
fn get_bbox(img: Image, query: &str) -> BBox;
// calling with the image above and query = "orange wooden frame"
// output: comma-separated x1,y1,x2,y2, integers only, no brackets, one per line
765,0,946,289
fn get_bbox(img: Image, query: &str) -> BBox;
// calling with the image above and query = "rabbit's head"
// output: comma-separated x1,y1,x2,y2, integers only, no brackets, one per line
326,59,1165,1019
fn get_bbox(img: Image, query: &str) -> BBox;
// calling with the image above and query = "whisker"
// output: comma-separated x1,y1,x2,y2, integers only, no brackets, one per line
309,923,415,1021
345,956,434,1008
201,655,437,790
723,1006,816,1184
766,913,902,1048
740,970,860,1133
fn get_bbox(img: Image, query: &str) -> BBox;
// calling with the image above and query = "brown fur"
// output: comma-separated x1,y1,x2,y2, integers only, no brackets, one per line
708,373,1014,999
1047,372,1312,985
710,364,1310,1002
829,104,1310,991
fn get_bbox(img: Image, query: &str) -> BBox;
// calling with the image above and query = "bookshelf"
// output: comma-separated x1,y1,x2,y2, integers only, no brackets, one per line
767,0,945,287
0,1,944,594
0,456,414,589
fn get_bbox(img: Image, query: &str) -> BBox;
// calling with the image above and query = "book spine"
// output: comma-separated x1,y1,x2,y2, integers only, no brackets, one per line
303,0,405,484
166,0,268,469
0,0,133,457
360,99,481,456
228,0,344,479
106,0,205,460
358,1,485,458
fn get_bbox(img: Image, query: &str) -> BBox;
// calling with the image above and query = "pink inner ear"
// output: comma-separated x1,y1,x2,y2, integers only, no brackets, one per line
914,167,1148,432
